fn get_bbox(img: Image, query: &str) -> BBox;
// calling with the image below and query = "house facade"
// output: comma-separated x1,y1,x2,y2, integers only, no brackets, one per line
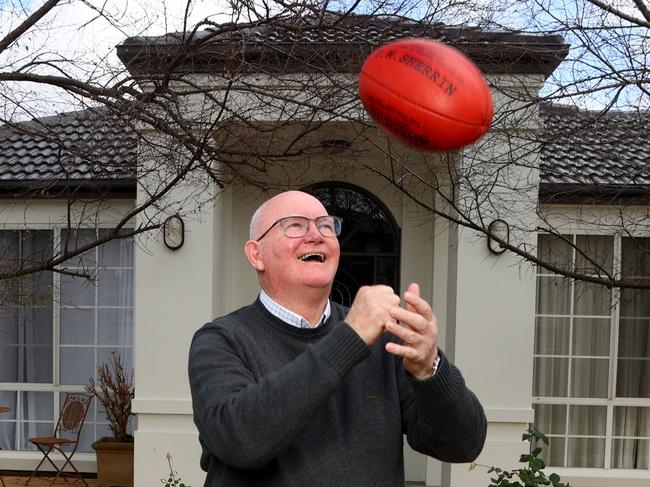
1,13,648,487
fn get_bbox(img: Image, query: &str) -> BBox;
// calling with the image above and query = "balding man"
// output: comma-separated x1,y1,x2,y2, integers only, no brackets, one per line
189,190,486,487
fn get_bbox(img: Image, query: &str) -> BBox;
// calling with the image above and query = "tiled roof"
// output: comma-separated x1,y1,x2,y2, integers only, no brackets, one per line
3,102,648,203
0,108,137,186
539,104,650,201
117,13,568,76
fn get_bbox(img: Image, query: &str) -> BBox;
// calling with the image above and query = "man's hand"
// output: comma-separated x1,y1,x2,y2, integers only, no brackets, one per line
384,283,439,380
345,285,401,346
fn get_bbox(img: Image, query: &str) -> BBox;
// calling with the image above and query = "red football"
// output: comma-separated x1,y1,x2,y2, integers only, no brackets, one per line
359,38,493,152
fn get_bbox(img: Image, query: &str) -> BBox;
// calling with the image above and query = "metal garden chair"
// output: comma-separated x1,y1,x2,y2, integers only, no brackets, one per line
27,392,92,487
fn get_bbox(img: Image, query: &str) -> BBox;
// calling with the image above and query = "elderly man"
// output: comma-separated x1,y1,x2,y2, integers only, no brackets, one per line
189,190,486,486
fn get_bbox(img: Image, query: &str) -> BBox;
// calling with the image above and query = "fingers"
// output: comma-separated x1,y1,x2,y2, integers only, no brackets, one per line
402,286,433,323
383,283,439,379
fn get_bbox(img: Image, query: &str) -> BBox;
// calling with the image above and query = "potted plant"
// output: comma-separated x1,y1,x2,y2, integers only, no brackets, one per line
86,352,135,487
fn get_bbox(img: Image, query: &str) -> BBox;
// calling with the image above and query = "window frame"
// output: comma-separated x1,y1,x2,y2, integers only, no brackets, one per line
0,226,134,452
534,231,650,470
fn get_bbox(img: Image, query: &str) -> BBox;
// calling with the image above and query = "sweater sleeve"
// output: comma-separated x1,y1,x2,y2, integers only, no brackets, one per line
188,318,369,470
398,349,487,463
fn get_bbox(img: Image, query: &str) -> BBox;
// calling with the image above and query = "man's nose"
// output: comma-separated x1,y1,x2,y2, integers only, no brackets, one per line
304,220,324,240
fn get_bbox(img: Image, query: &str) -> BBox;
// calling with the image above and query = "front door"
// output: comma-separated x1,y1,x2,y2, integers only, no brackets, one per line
306,183,401,306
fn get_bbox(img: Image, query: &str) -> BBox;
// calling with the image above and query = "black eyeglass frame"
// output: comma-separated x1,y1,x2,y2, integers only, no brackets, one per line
255,215,343,241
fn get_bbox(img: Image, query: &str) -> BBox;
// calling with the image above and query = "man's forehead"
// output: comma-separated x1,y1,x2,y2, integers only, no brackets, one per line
263,192,326,219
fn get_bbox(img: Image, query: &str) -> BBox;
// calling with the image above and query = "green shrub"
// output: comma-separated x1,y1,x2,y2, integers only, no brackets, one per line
471,427,569,487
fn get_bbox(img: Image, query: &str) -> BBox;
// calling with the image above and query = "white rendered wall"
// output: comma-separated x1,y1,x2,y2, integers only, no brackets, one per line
440,76,545,486
132,157,219,486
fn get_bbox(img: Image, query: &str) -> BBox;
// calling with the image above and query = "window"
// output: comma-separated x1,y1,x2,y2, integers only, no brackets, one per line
0,228,133,453
534,234,650,470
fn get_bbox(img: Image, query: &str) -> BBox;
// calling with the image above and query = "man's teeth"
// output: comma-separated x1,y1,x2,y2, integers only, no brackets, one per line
299,253,325,262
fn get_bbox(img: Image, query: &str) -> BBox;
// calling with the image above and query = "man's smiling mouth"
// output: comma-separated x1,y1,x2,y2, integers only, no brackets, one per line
298,253,325,263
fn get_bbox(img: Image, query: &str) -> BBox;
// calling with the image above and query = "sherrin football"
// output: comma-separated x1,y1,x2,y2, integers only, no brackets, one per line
358,38,494,152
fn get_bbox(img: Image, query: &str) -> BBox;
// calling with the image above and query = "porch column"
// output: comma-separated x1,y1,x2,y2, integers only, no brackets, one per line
441,100,543,487
132,176,232,486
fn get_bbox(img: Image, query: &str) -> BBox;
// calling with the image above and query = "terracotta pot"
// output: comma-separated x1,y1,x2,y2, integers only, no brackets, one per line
91,437,134,487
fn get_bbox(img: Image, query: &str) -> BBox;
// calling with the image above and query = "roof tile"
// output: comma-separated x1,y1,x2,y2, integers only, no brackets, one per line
0,108,137,184
540,104,650,189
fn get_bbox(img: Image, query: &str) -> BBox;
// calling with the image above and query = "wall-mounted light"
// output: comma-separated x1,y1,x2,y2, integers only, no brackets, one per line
163,214,185,250
487,219,509,255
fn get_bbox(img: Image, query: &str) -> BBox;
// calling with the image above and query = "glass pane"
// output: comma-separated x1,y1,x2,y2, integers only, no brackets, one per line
0,230,19,261
60,308,95,345
612,439,650,469
376,256,397,288
569,405,606,435
572,318,610,356
535,317,570,355
0,391,17,415
60,346,94,385
620,289,650,319
536,276,571,315
614,407,650,437
0,231,20,305
24,346,53,383
23,306,53,345
97,309,132,346
571,358,609,398
0,307,19,342
622,237,650,278
97,269,133,307
566,437,605,468
309,185,399,253
0,421,16,450
61,229,97,268
617,358,650,398
78,425,96,453
98,231,133,268
22,230,53,263
573,281,611,316
533,403,567,434
21,271,53,305
0,346,18,381
533,357,568,397
575,235,613,275
60,275,96,307
22,392,53,421
20,421,53,450
538,234,573,272
332,255,374,308
97,348,133,381
537,436,565,467
619,319,650,358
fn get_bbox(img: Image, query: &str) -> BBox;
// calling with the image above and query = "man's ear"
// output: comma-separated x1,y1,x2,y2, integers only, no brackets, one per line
245,240,265,271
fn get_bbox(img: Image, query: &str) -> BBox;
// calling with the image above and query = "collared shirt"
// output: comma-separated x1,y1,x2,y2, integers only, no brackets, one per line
259,290,331,329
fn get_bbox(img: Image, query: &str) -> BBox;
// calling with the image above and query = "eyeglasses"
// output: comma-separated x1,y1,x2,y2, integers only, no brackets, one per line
256,215,343,241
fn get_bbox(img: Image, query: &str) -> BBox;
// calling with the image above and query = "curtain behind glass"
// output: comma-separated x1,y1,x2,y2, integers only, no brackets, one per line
0,230,53,450
614,238,650,467
534,235,613,468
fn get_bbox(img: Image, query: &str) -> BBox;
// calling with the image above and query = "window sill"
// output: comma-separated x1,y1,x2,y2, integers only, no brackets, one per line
552,467,650,482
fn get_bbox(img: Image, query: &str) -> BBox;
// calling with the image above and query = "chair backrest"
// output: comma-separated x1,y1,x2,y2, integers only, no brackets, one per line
55,393,92,441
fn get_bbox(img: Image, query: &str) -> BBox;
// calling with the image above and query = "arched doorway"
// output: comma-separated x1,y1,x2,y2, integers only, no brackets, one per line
305,183,401,307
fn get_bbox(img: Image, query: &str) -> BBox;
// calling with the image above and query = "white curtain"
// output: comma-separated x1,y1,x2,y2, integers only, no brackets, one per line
613,236,650,468
0,229,133,452
535,235,612,468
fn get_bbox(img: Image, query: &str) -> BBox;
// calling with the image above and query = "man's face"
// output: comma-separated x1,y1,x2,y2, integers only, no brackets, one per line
250,192,340,298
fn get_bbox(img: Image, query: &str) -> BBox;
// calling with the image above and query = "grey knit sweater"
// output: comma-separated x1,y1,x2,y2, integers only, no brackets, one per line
188,298,486,486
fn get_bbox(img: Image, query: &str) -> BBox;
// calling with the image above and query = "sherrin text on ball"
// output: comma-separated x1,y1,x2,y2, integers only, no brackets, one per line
359,38,494,152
